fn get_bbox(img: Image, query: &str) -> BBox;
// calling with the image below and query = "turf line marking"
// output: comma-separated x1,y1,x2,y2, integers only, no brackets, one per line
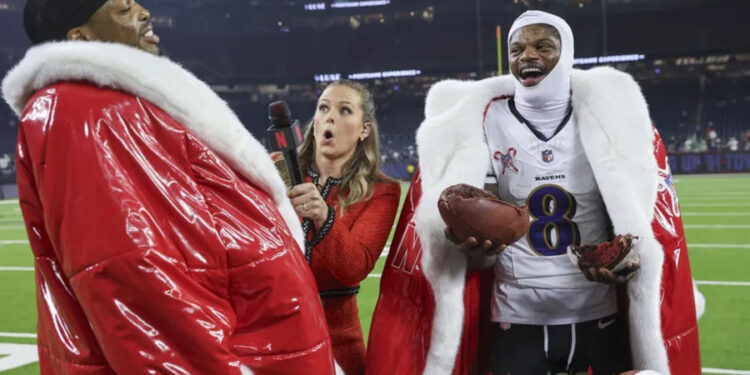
0,225,25,230
681,203,750,207
684,225,750,229
0,267,33,272
689,244,750,249
680,192,750,196
0,240,29,245
0,332,36,339
683,212,750,216
369,274,381,278
0,200,19,206
0,343,38,371
702,368,750,374
696,281,750,287
678,197,750,201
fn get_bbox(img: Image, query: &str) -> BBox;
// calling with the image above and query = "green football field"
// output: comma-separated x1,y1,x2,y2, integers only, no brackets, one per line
0,174,749,374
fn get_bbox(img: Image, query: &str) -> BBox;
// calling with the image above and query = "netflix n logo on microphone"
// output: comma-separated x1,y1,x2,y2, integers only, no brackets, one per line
268,118,303,151
267,101,305,186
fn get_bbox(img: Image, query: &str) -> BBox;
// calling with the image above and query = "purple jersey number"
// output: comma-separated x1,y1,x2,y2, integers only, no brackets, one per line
526,184,581,256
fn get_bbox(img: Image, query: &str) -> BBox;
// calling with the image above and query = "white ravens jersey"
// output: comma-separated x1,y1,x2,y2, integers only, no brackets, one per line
484,98,617,325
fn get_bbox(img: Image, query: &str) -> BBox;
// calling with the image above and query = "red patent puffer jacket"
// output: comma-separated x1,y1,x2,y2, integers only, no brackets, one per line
14,82,335,374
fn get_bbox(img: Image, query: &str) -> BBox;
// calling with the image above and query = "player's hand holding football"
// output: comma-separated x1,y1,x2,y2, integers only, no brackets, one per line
437,184,529,269
444,227,506,269
290,182,329,228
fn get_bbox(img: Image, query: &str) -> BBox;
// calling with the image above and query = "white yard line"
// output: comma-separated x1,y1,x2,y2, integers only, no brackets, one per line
678,197,750,201
681,203,750,207
0,200,19,206
703,368,750,375
0,240,29,245
683,212,750,216
0,332,36,339
0,343,38,371
684,225,750,229
681,194,750,197
0,267,33,272
0,225,25,230
689,244,750,249
696,281,750,287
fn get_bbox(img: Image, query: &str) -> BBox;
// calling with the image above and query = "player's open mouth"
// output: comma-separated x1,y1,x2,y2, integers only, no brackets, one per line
322,130,334,144
519,66,546,87
142,25,160,44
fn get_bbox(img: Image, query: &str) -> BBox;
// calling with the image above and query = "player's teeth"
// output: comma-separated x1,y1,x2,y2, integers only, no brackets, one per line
145,30,154,37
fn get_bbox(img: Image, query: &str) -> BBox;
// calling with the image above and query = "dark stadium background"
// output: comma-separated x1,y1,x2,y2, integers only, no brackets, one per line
1,0,750,191
0,1,749,374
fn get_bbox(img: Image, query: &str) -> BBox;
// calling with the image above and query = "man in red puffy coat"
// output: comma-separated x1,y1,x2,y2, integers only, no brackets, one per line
2,0,337,373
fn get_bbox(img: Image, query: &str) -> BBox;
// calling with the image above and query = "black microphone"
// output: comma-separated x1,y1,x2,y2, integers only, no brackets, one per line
267,101,305,186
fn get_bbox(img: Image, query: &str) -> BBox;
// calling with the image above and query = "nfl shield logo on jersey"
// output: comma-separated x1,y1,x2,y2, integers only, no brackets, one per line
542,149,554,163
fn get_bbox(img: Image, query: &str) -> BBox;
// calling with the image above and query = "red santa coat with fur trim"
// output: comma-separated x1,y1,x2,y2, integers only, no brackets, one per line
366,68,704,375
2,42,337,375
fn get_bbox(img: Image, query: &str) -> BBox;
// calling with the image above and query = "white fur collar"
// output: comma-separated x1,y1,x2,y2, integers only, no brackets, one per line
1,41,304,250
415,67,676,374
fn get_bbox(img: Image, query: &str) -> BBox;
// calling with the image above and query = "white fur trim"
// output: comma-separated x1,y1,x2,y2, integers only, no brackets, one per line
570,68,670,374
334,360,346,375
416,77,510,375
415,67,678,374
1,41,304,251
694,281,705,318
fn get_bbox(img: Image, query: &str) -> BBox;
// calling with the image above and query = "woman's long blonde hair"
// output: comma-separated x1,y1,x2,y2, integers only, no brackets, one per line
298,79,386,215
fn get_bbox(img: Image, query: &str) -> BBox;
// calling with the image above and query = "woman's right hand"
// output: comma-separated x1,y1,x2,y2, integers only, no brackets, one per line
444,227,505,269
289,183,330,228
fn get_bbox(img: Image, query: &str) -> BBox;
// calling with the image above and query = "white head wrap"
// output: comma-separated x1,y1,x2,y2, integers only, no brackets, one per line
508,11,574,134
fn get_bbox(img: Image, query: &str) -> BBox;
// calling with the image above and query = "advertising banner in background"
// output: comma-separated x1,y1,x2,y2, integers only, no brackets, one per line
668,152,750,174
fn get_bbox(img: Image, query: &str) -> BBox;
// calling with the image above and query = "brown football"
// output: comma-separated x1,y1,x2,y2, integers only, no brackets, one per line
570,234,638,271
438,184,530,245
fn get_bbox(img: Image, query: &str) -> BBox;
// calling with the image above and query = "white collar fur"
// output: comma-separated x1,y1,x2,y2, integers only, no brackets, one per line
1,41,304,251
414,67,698,375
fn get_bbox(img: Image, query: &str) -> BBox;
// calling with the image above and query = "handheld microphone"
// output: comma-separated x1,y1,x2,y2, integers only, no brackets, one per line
267,101,305,186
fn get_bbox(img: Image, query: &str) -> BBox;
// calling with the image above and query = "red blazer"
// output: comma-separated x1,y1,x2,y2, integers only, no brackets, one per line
16,82,335,374
305,175,401,375
307,177,401,291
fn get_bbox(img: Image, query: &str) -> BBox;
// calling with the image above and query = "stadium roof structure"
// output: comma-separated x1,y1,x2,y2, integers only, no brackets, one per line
0,0,748,84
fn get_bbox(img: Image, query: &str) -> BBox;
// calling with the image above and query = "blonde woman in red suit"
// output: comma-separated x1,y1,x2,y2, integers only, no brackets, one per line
279,79,401,375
